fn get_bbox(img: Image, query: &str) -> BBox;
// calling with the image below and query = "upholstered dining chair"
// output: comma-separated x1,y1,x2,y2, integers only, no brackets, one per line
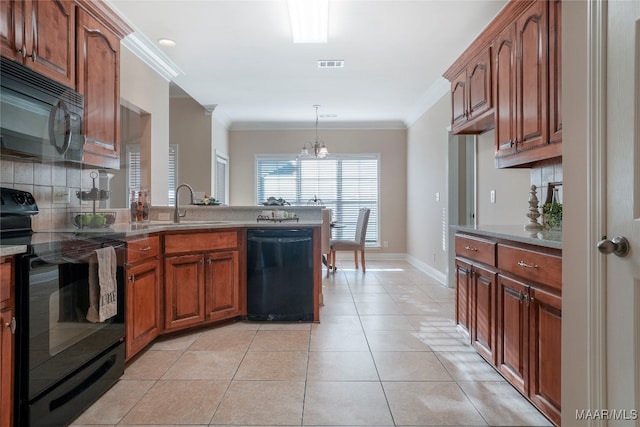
329,208,370,273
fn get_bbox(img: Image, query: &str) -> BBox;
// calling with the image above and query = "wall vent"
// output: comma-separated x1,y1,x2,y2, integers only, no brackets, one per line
318,60,344,68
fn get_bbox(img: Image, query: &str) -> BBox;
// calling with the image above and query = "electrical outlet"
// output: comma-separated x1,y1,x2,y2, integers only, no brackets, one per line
490,190,496,204
53,186,69,204
383,240,389,248
435,192,440,201
158,212,170,221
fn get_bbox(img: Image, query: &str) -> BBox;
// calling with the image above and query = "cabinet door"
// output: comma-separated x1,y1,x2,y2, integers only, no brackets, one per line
0,308,14,427
0,0,75,88
165,254,205,330
451,70,468,130
126,259,161,360
467,48,492,121
0,0,23,63
455,258,472,341
494,24,517,159
205,250,240,322
515,1,548,152
76,8,121,169
548,0,562,146
497,274,528,394
471,264,497,364
28,0,75,88
528,286,561,426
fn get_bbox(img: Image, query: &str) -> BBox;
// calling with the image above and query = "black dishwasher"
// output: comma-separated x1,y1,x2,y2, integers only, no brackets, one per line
247,228,314,321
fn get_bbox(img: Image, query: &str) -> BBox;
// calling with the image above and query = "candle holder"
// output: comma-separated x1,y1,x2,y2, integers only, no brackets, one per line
525,185,542,231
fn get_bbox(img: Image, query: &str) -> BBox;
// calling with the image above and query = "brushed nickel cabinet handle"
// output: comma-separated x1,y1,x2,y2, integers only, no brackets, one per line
17,45,27,58
140,246,152,251
5,317,16,334
464,245,478,252
517,260,539,269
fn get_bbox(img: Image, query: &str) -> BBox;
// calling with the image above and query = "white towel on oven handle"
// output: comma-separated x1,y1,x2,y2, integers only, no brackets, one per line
86,246,118,323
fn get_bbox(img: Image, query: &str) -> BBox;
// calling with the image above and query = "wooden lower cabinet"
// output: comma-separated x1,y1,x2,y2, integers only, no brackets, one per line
470,264,497,365
163,230,244,332
456,233,561,426
497,274,528,394
164,251,242,330
0,257,15,427
528,286,562,426
497,274,561,426
126,258,161,359
205,251,241,322
125,235,161,360
455,258,472,339
164,254,206,330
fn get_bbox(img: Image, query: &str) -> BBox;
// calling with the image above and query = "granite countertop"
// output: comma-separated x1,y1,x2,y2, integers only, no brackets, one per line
451,224,562,250
0,245,28,256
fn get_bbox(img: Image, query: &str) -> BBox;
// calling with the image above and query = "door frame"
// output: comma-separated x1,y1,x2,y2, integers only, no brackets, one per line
563,0,608,424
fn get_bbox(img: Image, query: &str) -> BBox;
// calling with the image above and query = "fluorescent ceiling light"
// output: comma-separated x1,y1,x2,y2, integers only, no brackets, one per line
287,0,328,43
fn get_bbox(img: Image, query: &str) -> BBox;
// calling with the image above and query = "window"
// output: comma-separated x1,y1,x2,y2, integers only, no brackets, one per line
215,151,229,204
127,144,178,205
167,144,178,205
256,154,379,246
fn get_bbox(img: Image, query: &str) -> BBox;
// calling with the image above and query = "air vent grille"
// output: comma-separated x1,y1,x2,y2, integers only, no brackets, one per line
318,60,344,69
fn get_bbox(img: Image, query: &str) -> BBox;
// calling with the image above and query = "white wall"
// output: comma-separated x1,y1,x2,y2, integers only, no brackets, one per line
475,130,530,226
120,48,170,205
406,95,450,279
561,0,589,420
170,97,212,199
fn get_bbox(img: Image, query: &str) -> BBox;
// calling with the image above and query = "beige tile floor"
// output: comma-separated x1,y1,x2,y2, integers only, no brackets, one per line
71,260,553,427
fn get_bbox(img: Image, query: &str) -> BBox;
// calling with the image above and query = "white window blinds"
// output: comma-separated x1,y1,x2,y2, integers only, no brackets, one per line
256,154,379,245
215,153,228,204
127,144,178,205
168,144,178,205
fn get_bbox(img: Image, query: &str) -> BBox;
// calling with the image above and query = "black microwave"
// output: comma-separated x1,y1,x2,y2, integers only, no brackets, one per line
0,57,84,163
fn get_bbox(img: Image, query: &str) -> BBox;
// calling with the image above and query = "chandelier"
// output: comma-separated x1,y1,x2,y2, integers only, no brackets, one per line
300,105,329,159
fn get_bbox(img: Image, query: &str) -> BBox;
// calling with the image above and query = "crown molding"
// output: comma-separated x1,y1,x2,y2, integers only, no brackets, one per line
403,77,450,127
104,0,183,82
228,120,407,131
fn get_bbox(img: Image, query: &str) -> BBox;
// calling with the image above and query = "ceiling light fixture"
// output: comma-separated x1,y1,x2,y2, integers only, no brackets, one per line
287,0,328,43
158,38,176,47
300,105,329,159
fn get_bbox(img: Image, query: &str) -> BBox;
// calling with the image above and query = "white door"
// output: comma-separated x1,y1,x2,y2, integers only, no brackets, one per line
604,0,640,422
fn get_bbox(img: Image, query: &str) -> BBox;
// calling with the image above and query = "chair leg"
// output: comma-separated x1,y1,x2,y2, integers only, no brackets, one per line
354,250,359,269
324,253,330,277
361,249,366,273
331,250,336,273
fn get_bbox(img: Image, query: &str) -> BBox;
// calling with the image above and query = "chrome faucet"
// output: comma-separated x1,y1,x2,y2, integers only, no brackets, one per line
174,183,195,223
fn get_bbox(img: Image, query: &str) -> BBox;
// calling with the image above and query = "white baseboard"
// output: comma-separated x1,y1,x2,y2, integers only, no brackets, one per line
405,254,448,287
332,252,449,287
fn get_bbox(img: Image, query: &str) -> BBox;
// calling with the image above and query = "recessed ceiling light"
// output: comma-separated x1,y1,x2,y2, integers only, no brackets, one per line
318,60,344,69
158,38,176,47
288,0,328,43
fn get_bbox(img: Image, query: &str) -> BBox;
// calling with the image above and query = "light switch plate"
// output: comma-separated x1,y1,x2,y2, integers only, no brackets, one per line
53,186,69,204
158,212,170,221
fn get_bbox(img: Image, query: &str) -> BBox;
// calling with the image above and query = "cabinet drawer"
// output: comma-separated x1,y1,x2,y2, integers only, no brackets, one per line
127,235,160,264
497,244,561,291
455,235,496,266
165,231,238,255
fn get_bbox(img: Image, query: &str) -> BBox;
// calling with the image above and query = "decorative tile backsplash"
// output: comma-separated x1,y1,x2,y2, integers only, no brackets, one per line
530,158,563,208
1,159,129,231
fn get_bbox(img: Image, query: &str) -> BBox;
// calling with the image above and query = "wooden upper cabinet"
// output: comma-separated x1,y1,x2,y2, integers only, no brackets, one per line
447,46,494,135
494,24,517,159
495,0,561,168
451,73,468,130
548,0,562,145
515,0,548,153
0,0,75,88
76,7,121,169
